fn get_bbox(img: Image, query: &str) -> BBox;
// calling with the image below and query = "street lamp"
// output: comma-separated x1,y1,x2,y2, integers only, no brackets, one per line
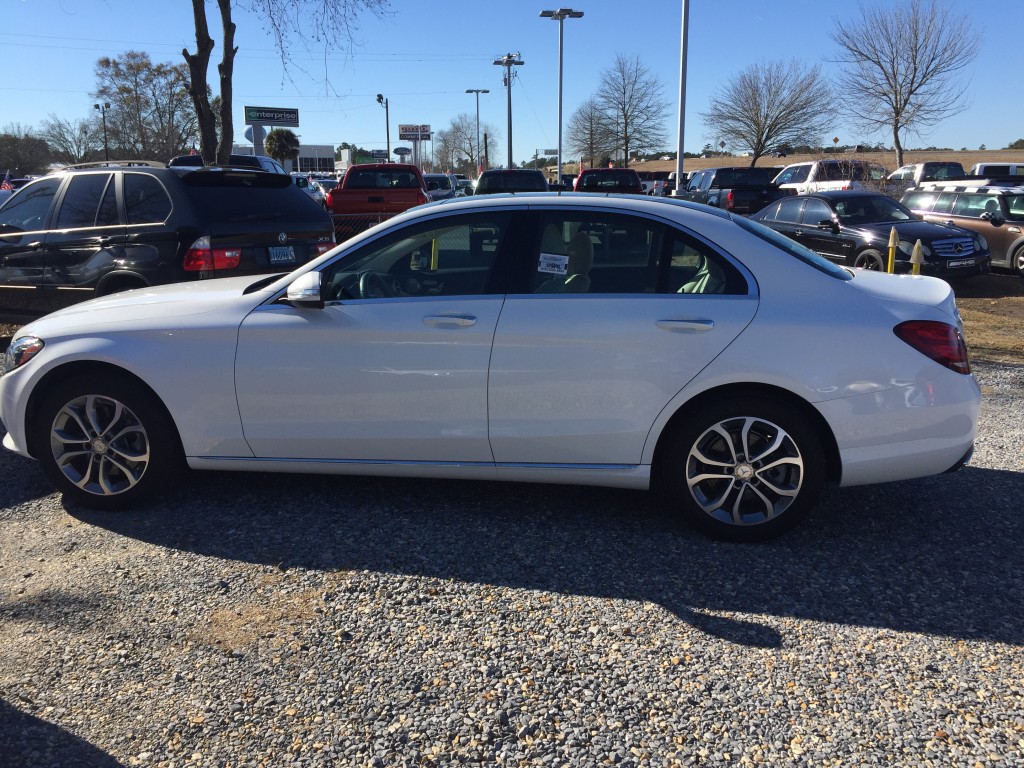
539,8,583,188
376,94,390,159
465,88,489,176
492,53,524,168
93,102,110,162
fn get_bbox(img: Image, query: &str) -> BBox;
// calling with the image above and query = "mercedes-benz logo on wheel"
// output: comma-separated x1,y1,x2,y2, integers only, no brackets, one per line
278,232,287,244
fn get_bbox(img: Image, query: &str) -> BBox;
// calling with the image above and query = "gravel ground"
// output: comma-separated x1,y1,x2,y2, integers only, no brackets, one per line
1,362,1022,768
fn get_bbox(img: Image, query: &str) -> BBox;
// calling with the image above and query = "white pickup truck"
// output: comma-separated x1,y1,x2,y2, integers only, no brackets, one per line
772,159,888,195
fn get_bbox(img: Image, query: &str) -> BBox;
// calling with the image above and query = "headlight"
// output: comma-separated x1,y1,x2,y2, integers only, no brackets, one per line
898,240,932,258
2,336,44,374
976,234,988,251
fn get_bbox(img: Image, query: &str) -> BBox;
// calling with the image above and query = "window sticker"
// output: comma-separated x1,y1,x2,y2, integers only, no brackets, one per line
538,252,569,275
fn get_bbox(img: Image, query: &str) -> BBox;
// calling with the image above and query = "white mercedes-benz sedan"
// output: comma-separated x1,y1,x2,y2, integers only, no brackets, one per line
0,194,980,541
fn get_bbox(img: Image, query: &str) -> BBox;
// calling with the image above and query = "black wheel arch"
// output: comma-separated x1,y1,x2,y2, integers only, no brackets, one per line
23,360,180,460
652,382,842,488
94,270,151,297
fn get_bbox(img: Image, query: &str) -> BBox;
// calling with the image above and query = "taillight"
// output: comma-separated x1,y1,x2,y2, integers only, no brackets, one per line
184,236,241,271
893,320,971,374
726,190,735,210
313,242,333,256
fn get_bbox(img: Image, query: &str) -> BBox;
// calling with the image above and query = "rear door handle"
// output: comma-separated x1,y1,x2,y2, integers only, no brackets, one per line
423,314,477,328
657,319,715,332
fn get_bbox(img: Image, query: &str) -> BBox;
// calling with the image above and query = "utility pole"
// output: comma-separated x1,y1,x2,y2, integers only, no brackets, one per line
93,102,110,162
492,53,523,168
376,94,390,159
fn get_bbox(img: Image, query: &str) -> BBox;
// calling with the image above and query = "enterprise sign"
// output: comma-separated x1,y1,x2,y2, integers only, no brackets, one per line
244,106,299,127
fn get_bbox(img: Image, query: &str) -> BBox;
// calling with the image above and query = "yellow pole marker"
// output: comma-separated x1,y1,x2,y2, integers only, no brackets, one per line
910,239,924,276
887,227,899,273
431,239,439,270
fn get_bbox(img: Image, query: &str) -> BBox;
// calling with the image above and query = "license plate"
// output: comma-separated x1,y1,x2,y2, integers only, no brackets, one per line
947,258,975,268
269,245,295,264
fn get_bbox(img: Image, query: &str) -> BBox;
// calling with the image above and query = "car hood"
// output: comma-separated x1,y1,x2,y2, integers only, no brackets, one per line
857,219,967,242
15,275,278,338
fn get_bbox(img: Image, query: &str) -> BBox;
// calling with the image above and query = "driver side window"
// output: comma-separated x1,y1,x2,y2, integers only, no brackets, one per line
0,178,62,233
321,212,512,301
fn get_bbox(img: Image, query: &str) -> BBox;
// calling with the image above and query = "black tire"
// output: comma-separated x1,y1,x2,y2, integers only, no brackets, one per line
658,396,826,542
30,372,183,510
853,249,885,271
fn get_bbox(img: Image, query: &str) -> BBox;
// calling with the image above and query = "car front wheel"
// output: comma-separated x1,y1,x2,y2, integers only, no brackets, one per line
853,249,885,271
31,372,183,510
659,396,826,542
1013,245,1024,278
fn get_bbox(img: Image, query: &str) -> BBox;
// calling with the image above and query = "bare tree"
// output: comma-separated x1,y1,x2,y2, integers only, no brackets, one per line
433,114,500,175
830,0,979,167
39,115,100,165
183,0,389,165
701,61,835,167
567,98,613,169
594,55,668,168
94,51,198,160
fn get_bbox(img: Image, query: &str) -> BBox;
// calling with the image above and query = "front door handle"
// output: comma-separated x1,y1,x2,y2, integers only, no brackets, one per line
423,314,477,328
657,319,715,333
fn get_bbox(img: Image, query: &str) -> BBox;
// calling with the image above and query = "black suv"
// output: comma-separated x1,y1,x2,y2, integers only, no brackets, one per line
0,163,335,322
474,169,549,194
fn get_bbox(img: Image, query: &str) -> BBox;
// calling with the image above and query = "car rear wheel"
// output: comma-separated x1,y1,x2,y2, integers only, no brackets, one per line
658,396,826,542
853,249,885,271
1013,245,1024,278
31,373,183,510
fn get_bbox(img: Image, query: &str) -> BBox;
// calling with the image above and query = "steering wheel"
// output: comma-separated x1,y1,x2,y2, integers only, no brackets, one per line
358,270,395,299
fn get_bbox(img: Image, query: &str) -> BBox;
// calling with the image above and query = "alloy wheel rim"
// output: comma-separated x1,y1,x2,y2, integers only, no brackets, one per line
49,394,150,496
685,416,803,526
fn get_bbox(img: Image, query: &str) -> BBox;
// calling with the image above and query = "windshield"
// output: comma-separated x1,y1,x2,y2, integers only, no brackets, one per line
833,195,914,225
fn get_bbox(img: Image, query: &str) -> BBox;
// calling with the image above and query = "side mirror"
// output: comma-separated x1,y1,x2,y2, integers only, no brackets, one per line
285,271,324,309
818,218,839,232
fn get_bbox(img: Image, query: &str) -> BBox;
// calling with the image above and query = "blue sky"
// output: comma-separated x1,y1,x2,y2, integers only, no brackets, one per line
2,0,1021,165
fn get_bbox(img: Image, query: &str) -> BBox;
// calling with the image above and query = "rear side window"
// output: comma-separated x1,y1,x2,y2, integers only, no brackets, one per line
125,174,172,225
775,197,805,223
56,173,118,229
774,165,810,184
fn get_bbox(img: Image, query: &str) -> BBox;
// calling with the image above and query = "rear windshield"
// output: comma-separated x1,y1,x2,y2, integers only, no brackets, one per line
182,180,325,222
345,169,422,189
479,173,547,192
713,168,778,186
733,215,853,280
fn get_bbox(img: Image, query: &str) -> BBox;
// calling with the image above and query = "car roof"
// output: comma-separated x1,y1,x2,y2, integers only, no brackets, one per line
412,190,730,219
915,181,1024,195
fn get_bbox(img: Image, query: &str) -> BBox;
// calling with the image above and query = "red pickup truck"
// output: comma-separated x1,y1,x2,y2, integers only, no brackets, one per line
325,163,429,240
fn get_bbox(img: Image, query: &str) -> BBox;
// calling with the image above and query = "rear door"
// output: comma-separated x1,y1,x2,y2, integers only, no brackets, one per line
41,171,124,312
488,207,758,466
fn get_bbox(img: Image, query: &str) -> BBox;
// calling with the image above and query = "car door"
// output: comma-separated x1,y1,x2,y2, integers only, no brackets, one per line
487,208,758,466
763,196,805,244
0,176,62,320
796,197,845,261
41,171,124,312
233,209,520,462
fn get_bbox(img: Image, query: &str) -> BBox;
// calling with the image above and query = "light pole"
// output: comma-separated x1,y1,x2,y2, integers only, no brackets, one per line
376,94,390,160
93,102,110,162
465,88,489,177
540,8,583,188
492,53,523,168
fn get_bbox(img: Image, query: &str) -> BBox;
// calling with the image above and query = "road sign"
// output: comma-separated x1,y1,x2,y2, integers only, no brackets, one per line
394,147,412,156
398,124,431,141
371,149,388,159
244,106,299,127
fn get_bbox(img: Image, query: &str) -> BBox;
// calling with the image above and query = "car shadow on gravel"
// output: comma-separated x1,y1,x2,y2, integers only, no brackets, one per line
61,463,1024,650
0,698,125,767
